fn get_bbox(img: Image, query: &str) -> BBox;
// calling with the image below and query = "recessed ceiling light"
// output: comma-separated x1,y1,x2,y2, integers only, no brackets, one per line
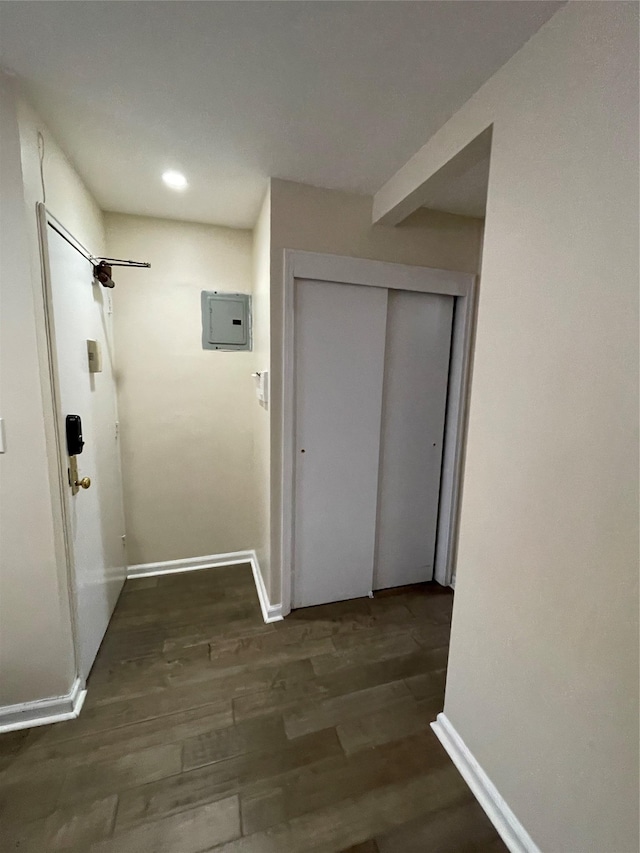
162,170,188,190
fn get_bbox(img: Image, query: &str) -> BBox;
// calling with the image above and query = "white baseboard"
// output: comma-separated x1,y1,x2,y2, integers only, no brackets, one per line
127,550,256,579
249,552,284,623
431,713,540,853
127,549,284,624
0,677,87,734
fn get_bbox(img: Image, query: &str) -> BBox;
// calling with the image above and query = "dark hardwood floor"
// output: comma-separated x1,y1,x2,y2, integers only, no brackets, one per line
0,564,506,852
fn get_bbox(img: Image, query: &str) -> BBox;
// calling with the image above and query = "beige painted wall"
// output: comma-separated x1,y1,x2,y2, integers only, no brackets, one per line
251,190,272,585
0,76,74,706
105,214,258,566
0,79,106,705
375,3,639,851
264,179,483,600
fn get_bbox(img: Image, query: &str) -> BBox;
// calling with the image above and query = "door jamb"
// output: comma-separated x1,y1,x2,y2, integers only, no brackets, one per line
281,250,478,614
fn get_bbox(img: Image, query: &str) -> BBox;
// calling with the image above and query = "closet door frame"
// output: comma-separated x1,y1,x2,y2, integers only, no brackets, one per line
281,250,477,615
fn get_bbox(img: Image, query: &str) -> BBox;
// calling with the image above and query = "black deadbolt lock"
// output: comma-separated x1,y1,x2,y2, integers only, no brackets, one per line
66,414,85,456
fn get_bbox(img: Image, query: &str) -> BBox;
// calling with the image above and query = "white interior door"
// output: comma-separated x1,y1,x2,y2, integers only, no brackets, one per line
46,221,126,681
374,290,454,590
293,279,387,608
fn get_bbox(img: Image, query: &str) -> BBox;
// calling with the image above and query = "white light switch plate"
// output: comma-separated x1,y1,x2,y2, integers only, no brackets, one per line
0,418,5,453
252,371,269,405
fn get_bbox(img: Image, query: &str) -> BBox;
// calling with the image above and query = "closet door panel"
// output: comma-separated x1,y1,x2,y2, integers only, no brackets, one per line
374,290,454,590
293,279,388,608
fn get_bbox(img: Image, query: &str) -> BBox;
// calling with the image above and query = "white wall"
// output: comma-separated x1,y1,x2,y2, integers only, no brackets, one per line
374,3,639,851
251,189,272,585
105,214,258,566
18,100,106,253
0,78,106,706
265,179,483,602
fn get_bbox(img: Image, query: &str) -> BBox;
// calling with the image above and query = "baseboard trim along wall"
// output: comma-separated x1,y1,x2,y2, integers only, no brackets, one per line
249,554,284,623
127,550,257,578
431,713,540,853
0,677,87,734
127,549,284,624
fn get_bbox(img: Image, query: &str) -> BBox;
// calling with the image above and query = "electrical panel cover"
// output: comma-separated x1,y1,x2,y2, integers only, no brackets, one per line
201,291,252,351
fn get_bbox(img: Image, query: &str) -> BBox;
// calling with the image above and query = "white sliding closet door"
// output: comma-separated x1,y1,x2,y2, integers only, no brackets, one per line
293,279,388,608
374,290,454,590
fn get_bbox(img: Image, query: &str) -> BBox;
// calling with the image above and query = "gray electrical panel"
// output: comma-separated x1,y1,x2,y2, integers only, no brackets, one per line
201,291,252,351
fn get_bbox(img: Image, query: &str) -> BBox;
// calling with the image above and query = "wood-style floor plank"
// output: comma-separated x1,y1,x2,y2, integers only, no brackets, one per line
205,764,473,853
93,796,241,853
374,797,504,852
58,741,183,806
0,563,506,852
115,728,344,832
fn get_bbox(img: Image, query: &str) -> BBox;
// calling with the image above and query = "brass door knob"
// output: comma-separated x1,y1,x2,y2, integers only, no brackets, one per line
76,477,91,490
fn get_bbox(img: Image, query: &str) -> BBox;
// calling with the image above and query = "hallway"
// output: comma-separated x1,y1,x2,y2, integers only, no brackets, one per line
0,566,504,852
